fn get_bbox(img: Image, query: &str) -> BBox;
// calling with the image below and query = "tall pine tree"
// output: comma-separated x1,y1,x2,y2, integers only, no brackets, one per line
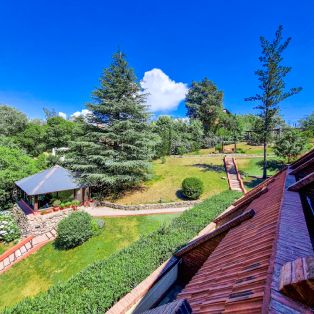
246,26,302,178
67,51,156,196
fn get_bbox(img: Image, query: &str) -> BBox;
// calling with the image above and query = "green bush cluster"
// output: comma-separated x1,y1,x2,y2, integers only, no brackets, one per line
3,190,240,313
55,212,95,250
182,177,204,200
52,199,80,209
0,212,20,243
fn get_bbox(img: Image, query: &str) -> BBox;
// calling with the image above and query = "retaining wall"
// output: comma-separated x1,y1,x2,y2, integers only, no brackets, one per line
99,200,200,211
0,236,34,273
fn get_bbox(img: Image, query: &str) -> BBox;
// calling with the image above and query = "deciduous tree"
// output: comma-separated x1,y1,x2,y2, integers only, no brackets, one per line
0,105,28,136
273,128,306,163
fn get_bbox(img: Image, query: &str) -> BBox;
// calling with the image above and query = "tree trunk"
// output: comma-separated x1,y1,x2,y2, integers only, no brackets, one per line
234,141,237,152
263,139,267,179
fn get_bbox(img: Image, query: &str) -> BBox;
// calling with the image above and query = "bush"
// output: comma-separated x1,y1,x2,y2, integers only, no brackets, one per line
55,212,94,250
52,199,61,207
182,177,204,200
0,212,20,243
71,200,80,207
4,190,240,314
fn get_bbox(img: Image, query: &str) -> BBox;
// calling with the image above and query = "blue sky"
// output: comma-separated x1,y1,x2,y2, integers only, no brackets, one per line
0,0,313,123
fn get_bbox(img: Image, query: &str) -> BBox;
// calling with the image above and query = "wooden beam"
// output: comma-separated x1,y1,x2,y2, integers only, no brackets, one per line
280,256,314,307
288,172,314,191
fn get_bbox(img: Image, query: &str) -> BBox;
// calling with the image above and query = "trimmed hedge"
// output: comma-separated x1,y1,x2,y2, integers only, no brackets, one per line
3,190,240,314
182,177,204,200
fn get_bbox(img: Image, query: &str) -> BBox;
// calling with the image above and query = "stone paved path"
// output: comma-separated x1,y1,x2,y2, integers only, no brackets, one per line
83,206,191,217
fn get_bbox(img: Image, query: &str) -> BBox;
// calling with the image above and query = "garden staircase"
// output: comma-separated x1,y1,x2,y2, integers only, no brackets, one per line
0,230,56,274
224,156,246,194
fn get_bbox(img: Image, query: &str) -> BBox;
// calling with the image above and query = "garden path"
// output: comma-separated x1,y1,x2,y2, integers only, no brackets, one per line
83,206,191,217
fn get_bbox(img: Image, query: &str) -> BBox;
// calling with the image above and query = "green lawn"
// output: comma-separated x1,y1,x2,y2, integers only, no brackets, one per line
115,156,228,204
236,157,284,189
224,142,274,155
0,214,179,310
0,242,15,255
185,142,273,156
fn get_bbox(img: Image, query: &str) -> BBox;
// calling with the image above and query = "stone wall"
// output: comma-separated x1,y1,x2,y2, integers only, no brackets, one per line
27,208,74,235
12,205,74,236
12,205,31,237
99,200,201,211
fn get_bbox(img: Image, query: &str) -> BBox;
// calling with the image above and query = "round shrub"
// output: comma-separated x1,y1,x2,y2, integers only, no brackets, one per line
0,211,20,243
55,211,94,249
182,177,204,200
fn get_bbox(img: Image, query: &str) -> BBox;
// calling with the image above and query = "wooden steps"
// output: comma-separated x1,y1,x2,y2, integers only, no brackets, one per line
224,157,246,193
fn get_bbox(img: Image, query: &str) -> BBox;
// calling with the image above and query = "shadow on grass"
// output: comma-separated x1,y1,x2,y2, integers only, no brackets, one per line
256,159,286,172
192,163,226,173
244,178,265,189
175,190,190,201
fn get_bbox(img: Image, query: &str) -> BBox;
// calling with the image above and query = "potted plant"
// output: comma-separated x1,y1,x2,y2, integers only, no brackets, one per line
60,202,66,210
52,199,61,212
65,201,72,209
71,200,80,210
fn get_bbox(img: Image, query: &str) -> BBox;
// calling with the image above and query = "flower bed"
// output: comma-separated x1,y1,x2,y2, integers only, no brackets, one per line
3,190,240,314
0,211,20,243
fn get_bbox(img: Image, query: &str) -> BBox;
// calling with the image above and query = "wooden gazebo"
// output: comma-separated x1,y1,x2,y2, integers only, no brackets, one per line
15,165,90,211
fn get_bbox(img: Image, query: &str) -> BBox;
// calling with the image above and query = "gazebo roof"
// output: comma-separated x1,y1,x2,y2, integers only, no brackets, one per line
15,165,82,196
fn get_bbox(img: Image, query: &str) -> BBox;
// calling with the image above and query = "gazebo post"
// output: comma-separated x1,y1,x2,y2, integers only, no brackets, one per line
34,195,39,211
82,188,86,204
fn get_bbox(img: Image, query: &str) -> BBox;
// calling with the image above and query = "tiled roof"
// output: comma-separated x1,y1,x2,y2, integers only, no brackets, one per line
177,159,314,313
177,170,288,313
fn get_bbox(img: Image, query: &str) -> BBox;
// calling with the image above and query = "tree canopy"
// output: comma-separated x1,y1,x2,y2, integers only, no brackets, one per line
0,146,43,209
245,25,302,178
273,129,306,163
66,51,156,196
0,105,28,136
185,78,224,134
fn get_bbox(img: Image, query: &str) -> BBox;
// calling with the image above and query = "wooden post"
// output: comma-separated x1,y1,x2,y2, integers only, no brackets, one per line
82,188,86,204
34,195,39,211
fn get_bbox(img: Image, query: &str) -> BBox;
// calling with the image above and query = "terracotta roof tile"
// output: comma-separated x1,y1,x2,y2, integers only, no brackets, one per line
177,170,287,313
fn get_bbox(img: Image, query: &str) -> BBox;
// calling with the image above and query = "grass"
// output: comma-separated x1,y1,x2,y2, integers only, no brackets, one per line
115,156,228,204
185,142,274,156
224,142,274,155
0,214,179,310
236,157,284,189
0,242,15,255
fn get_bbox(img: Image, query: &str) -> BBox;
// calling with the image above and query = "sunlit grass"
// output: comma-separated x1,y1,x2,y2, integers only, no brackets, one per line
0,214,179,309
115,156,228,204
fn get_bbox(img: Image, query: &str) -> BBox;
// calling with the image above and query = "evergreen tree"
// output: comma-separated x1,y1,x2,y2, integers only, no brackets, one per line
66,51,156,196
245,26,302,178
185,78,224,134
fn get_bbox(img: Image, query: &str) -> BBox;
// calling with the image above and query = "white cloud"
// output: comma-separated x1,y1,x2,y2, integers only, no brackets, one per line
140,68,188,112
58,112,67,119
71,109,92,119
